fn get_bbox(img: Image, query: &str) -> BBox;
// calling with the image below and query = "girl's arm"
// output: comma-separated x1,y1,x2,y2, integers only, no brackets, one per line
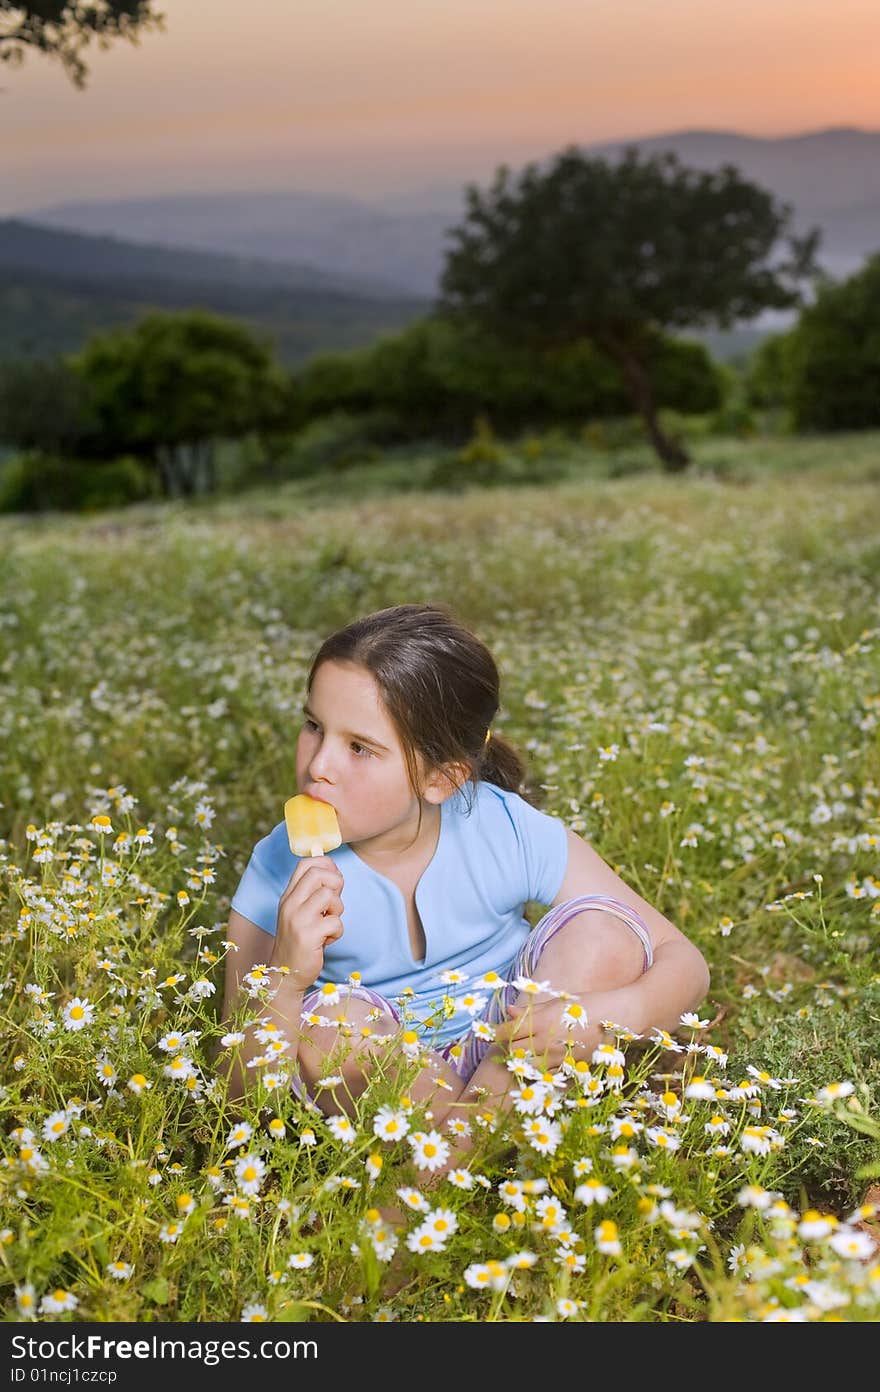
551,828,711,1032
215,908,305,1099
496,830,709,1063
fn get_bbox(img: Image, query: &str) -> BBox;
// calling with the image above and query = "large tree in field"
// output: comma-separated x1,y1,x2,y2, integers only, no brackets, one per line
439,145,820,470
0,2,163,87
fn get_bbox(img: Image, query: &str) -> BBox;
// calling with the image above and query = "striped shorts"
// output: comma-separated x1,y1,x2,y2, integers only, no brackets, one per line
299,894,653,1085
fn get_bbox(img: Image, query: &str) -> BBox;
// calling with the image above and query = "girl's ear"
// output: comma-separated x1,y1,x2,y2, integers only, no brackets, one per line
423,761,471,803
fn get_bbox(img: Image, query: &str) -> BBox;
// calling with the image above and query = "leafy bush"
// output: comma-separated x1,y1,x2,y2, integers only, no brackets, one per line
752,256,880,431
427,415,570,490
284,409,405,476
744,330,797,411
294,317,724,443
788,257,880,430
0,451,158,513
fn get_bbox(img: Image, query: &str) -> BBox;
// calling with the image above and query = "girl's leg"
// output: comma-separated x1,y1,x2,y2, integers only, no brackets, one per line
516,894,652,1000
428,897,653,1135
297,985,464,1119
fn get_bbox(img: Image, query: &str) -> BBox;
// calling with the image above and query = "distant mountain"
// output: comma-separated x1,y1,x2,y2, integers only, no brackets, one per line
586,126,880,280
0,216,416,300
0,220,430,364
24,190,458,301
23,127,880,295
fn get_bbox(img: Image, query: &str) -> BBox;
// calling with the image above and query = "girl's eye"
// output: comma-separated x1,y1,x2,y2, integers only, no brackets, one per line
303,719,371,757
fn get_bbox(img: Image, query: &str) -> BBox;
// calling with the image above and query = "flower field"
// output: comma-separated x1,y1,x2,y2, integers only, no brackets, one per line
2,439,879,1322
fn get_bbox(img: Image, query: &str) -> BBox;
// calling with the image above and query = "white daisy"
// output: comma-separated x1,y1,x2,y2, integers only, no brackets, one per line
235,1153,266,1196
395,1186,430,1212
574,1177,613,1206
372,1105,410,1143
15,1283,37,1318
447,1167,475,1189
42,1111,70,1143
408,1130,450,1172
39,1288,78,1313
594,1219,622,1256
406,1224,448,1254
241,1302,269,1321
62,997,94,1031
327,1114,357,1146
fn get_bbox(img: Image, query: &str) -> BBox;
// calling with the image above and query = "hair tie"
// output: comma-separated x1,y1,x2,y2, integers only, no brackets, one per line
484,728,492,747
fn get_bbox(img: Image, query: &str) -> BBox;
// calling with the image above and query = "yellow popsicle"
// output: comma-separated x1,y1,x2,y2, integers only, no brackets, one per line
284,793,342,857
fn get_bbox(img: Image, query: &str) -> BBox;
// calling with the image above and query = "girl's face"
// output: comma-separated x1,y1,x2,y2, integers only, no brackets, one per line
295,659,435,846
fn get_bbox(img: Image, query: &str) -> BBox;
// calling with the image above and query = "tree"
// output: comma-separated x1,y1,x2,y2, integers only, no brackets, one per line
74,311,290,496
439,145,820,469
0,355,89,453
0,2,163,87
782,254,880,431
295,314,723,442
743,330,797,411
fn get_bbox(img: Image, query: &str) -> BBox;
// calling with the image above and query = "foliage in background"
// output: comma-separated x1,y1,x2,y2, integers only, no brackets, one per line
294,315,725,443
785,254,880,432
0,310,729,512
746,254,880,433
71,311,291,497
439,145,819,470
0,1,164,87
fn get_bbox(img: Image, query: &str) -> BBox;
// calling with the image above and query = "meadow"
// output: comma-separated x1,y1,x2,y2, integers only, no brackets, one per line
1,430,879,1323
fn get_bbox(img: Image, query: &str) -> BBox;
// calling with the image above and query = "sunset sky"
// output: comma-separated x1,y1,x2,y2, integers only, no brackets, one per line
5,0,880,213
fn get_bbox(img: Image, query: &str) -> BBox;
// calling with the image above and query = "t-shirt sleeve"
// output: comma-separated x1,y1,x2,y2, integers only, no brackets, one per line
495,787,569,907
229,837,284,937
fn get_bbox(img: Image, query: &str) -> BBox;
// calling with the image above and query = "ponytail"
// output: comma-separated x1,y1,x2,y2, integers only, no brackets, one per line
480,731,544,808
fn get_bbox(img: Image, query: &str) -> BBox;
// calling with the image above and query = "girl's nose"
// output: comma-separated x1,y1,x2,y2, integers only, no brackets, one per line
307,740,336,782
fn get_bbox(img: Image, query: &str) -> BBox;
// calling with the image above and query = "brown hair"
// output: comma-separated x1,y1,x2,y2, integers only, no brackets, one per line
306,604,538,826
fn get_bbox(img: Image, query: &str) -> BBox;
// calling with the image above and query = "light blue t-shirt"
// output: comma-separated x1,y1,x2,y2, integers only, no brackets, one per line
230,779,570,1047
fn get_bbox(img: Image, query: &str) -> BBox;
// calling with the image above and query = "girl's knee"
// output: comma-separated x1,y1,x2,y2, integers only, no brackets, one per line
528,896,653,983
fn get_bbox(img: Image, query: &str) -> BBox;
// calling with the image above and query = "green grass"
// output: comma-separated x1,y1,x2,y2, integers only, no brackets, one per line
1,432,879,1322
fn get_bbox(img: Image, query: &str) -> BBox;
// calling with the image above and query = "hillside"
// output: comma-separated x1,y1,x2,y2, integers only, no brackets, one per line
0,220,430,365
23,127,880,293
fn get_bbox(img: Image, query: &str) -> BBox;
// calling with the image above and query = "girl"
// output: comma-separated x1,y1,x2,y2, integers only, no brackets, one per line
220,603,710,1143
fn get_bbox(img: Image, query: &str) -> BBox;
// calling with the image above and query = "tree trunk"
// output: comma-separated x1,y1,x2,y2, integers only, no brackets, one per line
174,444,198,496
606,343,690,471
203,441,217,494
156,445,175,498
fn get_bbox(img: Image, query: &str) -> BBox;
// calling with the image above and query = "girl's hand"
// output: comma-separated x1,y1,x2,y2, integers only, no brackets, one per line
271,854,345,991
493,990,627,1070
